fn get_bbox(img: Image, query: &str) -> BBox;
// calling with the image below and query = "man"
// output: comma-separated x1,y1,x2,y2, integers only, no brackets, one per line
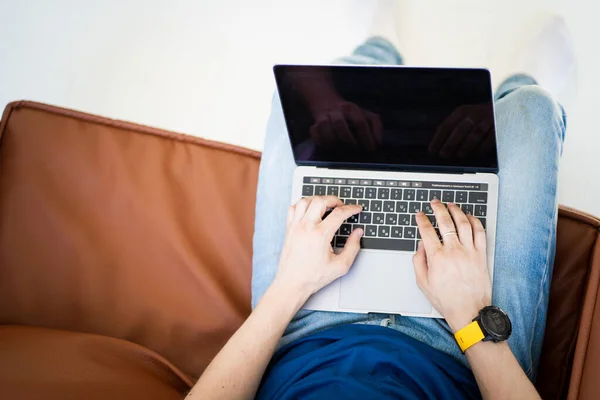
189,14,573,399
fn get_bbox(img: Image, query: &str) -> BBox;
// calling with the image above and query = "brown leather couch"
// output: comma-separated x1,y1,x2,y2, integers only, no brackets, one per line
0,101,598,399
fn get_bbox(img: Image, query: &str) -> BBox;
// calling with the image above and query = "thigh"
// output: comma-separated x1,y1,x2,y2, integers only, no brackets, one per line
390,84,566,378
492,84,565,378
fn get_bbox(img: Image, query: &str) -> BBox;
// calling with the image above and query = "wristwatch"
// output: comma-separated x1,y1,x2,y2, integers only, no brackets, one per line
454,306,512,353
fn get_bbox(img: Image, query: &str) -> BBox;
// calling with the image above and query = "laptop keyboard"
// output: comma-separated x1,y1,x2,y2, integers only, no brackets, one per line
302,176,489,252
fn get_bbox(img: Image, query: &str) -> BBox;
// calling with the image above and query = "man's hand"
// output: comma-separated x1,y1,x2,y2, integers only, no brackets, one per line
413,199,491,332
309,101,382,152
428,104,495,160
274,196,363,299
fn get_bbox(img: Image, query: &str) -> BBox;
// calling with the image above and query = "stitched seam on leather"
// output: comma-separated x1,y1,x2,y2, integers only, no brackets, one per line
5,100,262,160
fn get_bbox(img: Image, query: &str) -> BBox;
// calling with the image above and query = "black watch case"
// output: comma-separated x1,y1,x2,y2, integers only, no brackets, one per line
475,305,512,342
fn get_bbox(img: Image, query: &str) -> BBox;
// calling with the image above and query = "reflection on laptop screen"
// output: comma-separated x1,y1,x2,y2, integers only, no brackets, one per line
274,65,498,172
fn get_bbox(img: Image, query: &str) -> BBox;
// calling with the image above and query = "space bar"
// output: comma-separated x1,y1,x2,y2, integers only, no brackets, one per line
360,238,415,251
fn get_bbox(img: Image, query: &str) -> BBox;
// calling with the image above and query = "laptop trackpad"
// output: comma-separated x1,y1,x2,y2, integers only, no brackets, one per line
339,250,432,314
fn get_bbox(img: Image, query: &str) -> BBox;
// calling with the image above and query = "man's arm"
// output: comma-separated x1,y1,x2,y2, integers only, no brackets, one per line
187,196,363,400
414,200,540,400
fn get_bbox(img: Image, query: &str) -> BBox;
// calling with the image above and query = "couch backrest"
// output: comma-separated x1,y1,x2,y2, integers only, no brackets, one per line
1,101,599,398
0,101,259,379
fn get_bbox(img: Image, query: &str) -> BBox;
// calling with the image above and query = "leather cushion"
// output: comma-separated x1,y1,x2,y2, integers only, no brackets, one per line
0,101,260,379
0,326,192,399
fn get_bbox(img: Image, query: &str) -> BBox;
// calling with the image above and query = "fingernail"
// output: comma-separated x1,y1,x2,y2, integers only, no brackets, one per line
357,228,364,237
448,202,455,207
432,198,440,203
416,211,424,216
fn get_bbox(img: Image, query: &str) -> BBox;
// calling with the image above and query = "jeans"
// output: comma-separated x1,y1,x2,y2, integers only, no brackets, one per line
252,37,566,380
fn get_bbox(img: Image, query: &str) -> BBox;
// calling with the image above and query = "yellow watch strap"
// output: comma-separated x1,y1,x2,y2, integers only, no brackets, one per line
454,321,485,353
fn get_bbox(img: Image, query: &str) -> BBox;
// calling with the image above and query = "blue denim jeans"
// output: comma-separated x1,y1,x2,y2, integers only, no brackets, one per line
252,37,566,380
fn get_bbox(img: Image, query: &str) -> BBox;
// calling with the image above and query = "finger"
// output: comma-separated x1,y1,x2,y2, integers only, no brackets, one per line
447,203,473,248
415,212,441,256
286,205,295,229
455,120,490,158
304,196,344,223
413,241,430,291
335,227,363,274
329,110,358,148
467,214,487,251
321,204,363,237
429,108,465,154
431,199,459,246
439,118,474,158
345,104,376,151
293,197,313,222
365,110,383,146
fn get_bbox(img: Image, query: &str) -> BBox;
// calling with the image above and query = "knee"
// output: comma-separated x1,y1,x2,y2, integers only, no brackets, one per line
498,85,566,147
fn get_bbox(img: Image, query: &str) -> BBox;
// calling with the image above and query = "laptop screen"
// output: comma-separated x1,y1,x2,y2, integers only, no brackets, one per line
274,65,498,173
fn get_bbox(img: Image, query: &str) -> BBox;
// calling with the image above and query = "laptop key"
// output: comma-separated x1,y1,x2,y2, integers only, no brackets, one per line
359,212,372,224
391,189,402,200
339,224,352,236
340,187,352,198
353,224,365,232
378,188,390,199
391,226,403,238
398,214,410,226
429,190,441,200
469,192,488,204
427,215,436,226
366,187,377,199
417,190,428,201
396,201,408,213
409,202,421,213
383,201,395,212
404,189,415,200
378,226,390,237
404,227,416,239
461,204,474,215
371,201,383,212
423,202,434,214
327,186,339,196
347,214,359,224
477,217,486,229
385,213,397,225
357,199,370,211
475,205,487,217
302,185,314,196
345,199,357,205
411,215,418,226
365,225,378,237
360,237,415,251
456,191,468,203
352,187,365,198
442,191,455,202
373,213,385,224
335,236,347,247
315,185,326,196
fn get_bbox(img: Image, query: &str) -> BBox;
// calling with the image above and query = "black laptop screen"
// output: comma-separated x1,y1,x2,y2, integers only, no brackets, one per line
274,65,498,172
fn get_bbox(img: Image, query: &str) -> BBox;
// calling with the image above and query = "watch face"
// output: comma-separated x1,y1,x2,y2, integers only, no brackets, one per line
480,306,512,341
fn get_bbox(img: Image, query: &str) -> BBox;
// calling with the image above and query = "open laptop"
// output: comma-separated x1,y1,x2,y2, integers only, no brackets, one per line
274,65,498,318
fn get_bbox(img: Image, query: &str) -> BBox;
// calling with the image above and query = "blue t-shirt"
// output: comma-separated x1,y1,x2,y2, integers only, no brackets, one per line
257,324,481,399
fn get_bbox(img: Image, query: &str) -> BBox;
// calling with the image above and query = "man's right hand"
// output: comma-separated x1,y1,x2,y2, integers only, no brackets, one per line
412,199,492,332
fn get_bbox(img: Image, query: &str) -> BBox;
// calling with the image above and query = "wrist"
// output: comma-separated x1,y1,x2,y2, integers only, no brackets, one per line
446,303,490,333
268,278,311,312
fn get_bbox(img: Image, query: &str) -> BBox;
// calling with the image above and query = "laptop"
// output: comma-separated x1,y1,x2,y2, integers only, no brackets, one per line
273,65,498,318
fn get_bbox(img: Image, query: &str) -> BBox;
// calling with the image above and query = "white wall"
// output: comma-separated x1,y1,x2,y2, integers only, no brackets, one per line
1,0,599,215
